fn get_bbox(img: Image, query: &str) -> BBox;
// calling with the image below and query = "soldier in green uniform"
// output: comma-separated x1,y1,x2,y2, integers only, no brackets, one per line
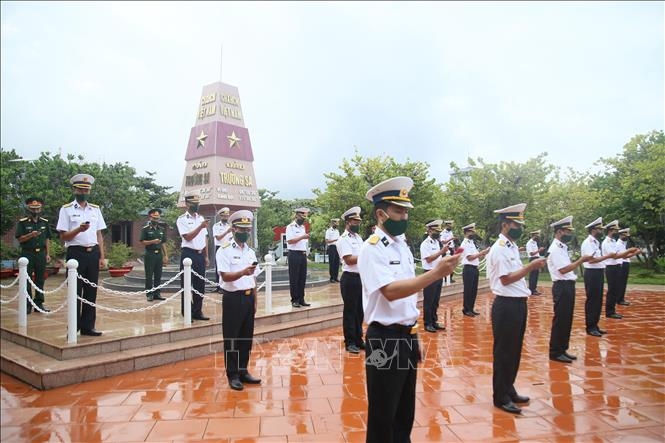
140,209,168,301
15,197,52,313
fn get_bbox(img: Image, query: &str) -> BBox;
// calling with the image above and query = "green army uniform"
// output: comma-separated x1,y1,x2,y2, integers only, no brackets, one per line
140,221,167,300
15,215,52,311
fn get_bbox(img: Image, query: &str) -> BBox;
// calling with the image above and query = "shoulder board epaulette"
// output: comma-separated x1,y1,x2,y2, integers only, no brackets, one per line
222,242,232,249
498,240,506,247
142,223,150,229
177,213,187,218
368,234,380,245
88,203,99,208
19,217,28,222
62,202,74,208
39,217,48,222
341,231,349,237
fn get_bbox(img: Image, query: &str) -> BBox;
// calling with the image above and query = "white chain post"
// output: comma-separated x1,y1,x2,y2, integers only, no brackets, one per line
264,253,274,314
17,257,29,327
183,257,192,326
67,259,79,344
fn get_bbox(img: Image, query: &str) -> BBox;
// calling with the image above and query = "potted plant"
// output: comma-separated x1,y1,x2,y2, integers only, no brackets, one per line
106,242,134,277
0,241,20,279
46,238,65,277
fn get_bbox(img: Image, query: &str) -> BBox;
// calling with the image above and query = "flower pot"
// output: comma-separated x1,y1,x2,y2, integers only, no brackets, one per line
108,267,132,278
0,269,14,279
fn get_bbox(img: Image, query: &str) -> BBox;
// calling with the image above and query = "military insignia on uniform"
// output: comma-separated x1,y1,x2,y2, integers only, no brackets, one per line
381,237,389,246
19,217,28,221
506,241,512,247
368,235,380,245
558,243,564,248
39,217,48,222
222,242,232,249
89,203,99,208
389,260,401,265
499,240,506,246
62,202,73,208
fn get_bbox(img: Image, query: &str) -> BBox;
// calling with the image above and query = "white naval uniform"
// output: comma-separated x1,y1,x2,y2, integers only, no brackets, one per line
487,233,530,297
358,227,418,327
547,239,576,281
441,229,455,252
460,237,480,267
213,221,232,247
56,201,107,246
525,238,540,259
285,222,308,251
419,236,442,271
177,212,208,250
216,241,261,291
336,230,363,273
601,237,620,266
581,236,605,269
325,227,340,246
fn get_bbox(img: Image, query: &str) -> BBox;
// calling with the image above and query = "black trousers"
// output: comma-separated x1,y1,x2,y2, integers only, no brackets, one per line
462,264,479,313
605,264,622,316
180,248,206,316
288,250,307,304
365,323,420,443
584,268,604,332
492,296,527,407
144,250,163,297
22,250,46,305
327,245,340,281
528,257,540,292
222,289,256,379
422,270,443,327
549,280,575,357
66,245,100,331
618,262,630,303
340,271,364,347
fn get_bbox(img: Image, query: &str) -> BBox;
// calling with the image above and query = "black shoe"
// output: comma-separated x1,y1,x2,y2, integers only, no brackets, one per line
598,328,607,334
587,329,602,337
531,291,542,296
300,302,311,307
495,401,521,414
550,354,574,363
462,310,475,317
330,279,334,283
563,352,577,360
153,295,166,301
450,279,455,283
147,295,154,301
240,373,261,384
229,377,243,391
334,279,340,282
292,302,302,308
357,341,365,350
216,288,224,294
80,329,102,336
472,311,480,316
424,325,437,333
192,314,210,321
606,313,623,319
34,304,50,313
346,345,360,354
434,323,446,330
617,300,631,306
511,394,530,404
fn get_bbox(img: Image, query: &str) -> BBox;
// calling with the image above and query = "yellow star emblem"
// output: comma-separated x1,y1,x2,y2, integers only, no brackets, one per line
227,131,242,148
196,130,208,148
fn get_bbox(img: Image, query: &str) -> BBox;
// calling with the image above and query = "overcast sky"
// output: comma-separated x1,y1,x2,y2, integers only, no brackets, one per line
2,1,663,199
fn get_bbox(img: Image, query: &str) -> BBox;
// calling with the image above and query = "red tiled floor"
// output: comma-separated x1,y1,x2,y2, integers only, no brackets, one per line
2,285,664,442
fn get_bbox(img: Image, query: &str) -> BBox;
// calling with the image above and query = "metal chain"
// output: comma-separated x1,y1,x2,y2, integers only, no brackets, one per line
0,276,19,289
190,269,221,287
26,293,67,314
77,289,184,312
28,275,68,295
193,287,223,304
77,270,183,296
0,292,20,304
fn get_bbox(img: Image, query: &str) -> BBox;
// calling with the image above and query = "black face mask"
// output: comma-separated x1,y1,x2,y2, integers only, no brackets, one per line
296,217,305,226
611,232,620,240
431,232,440,239
593,231,602,240
75,194,88,203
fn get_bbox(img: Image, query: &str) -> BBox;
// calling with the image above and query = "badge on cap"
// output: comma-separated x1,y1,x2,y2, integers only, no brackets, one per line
426,219,443,231
183,190,201,203
230,210,253,227
25,197,44,209
550,216,574,231
462,223,476,232
585,217,603,230
604,219,620,230
70,173,95,189
341,206,362,221
494,203,526,224
365,176,414,208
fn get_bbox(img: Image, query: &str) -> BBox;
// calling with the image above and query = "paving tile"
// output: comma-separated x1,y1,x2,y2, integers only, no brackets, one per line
145,418,207,441
203,417,261,439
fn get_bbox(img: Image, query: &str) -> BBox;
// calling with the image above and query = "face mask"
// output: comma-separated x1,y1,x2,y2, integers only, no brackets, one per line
150,218,160,224
189,204,199,213
611,232,620,240
75,194,88,203
446,227,452,231
507,227,523,241
221,218,229,223
593,231,602,240
561,234,573,243
29,210,41,218
349,225,360,233
431,232,440,239
234,232,249,243
296,217,305,225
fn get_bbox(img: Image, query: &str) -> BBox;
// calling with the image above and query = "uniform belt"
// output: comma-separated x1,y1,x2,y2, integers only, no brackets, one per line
288,250,307,254
183,247,204,254
21,247,43,253
370,321,418,336
223,289,254,296
463,264,478,268
68,245,98,253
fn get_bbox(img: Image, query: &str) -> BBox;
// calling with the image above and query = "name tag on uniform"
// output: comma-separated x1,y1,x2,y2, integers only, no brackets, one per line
233,256,241,260
390,260,400,265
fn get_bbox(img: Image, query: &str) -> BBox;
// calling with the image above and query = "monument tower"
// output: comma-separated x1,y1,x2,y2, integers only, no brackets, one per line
178,81,260,217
